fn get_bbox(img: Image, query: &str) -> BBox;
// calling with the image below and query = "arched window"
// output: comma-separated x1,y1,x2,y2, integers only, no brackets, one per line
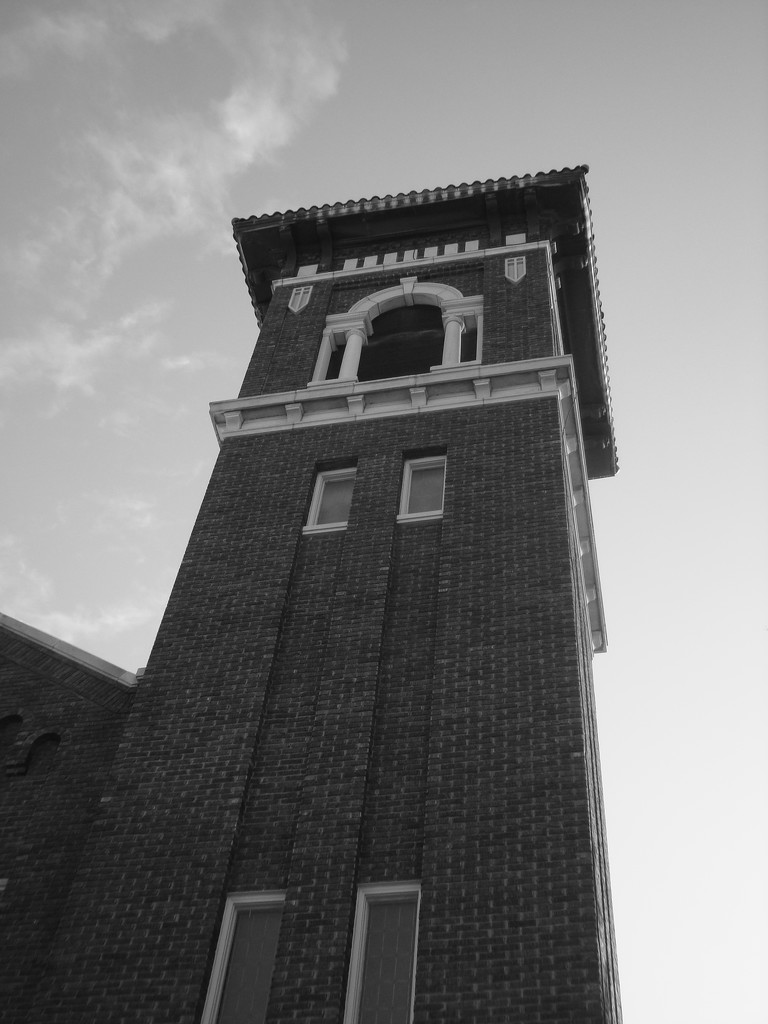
326,304,443,381
25,733,60,777
313,280,482,384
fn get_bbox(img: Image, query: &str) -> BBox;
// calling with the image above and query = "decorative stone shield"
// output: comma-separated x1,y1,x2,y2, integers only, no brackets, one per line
288,285,313,313
504,256,527,284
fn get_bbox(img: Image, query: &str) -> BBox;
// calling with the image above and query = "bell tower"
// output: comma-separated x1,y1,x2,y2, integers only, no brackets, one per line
30,168,621,1024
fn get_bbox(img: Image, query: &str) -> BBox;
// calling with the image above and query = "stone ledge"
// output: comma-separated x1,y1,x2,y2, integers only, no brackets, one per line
209,355,607,654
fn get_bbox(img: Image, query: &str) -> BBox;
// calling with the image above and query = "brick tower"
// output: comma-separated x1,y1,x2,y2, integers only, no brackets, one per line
24,167,621,1024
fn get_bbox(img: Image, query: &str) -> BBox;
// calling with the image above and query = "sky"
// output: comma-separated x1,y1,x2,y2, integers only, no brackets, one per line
1,0,766,1021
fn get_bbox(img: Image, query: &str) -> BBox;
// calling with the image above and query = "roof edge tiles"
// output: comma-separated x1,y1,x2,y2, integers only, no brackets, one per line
0,612,138,691
232,166,617,478
232,166,590,228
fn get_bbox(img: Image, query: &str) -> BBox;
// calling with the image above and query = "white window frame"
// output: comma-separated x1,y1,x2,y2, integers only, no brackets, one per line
310,282,484,386
397,456,446,523
343,881,421,1024
201,890,285,1024
304,467,357,533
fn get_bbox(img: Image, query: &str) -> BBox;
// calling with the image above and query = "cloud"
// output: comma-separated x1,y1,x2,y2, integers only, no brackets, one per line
30,600,163,646
97,408,142,436
0,302,169,395
91,495,158,534
162,355,205,371
127,0,230,43
0,534,53,607
0,324,119,394
2,2,346,297
0,531,166,657
0,0,229,75
84,43,345,278
160,351,231,372
0,10,108,76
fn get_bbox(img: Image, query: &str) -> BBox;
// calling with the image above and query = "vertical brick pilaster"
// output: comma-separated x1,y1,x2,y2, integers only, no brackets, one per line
267,449,400,1024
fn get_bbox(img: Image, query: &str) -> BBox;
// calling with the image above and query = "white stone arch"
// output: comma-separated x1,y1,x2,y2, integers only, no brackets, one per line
348,279,464,319
311,278,483,383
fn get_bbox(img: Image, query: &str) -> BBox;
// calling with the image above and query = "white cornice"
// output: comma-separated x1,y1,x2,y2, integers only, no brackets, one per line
210,356,606,653
212,357,567,438
273,240,553,288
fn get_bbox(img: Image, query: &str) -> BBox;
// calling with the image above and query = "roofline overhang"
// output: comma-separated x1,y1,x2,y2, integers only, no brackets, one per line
0,612,137,690
232,166,591,233
231,167,617,479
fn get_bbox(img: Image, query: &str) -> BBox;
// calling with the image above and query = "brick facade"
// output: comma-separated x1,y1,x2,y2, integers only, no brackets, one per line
0,623,134,1023
3,170,622,1024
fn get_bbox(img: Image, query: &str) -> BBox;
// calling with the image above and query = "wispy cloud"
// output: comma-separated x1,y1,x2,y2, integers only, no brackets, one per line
96,408,142,436
50,489,163,539
160,352,228,372
0,10,108,77
83,45,345,280
91,494,158,534
33,601,161,643
0,534,53,607
0,302,169,395
0,530,166,656
127,0,230,43
0,0,227,76
2,1,346,298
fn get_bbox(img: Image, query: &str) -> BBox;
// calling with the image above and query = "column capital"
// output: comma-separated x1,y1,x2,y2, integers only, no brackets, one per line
338,323,367,381
325,312,371,349
441,311,465,331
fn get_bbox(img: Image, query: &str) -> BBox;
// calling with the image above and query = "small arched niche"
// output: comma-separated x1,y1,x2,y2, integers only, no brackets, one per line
25,733,61,777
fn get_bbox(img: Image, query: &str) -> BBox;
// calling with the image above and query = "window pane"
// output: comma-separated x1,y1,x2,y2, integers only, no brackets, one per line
358,899,417,1024
217,906,282,1024
317,475,355,525
407,464,444,515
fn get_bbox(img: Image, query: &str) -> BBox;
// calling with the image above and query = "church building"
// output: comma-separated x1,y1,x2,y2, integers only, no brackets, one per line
0,166,621,1023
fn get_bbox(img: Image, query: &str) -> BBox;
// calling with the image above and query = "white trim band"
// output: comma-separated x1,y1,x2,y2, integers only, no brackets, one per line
210,356,606,653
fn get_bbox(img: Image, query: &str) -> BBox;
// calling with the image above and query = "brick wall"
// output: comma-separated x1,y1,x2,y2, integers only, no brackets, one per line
0,635,132,1023
483,249,558,363
238,250,556,399
27,399,619,1023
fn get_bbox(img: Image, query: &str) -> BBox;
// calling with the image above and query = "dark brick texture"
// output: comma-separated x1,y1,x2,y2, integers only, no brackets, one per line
0,633,132,1023
5,229,621,1024
238,249,556,399
24,398,620,1023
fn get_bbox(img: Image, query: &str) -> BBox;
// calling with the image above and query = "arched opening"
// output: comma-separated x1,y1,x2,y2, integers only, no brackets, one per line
25,733,60,777
313,281,483,385
327,305,442,381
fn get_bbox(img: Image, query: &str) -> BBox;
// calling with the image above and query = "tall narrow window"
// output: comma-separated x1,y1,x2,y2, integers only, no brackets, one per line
305,467,357,532
398,457,446,522
348,880,423,1024
344,882,420,1024
201,892,284,1024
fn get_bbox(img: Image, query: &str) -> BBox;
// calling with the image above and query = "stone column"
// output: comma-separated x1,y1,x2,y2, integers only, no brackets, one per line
339,326,366,380
441,312,465,366
312,332,333,382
